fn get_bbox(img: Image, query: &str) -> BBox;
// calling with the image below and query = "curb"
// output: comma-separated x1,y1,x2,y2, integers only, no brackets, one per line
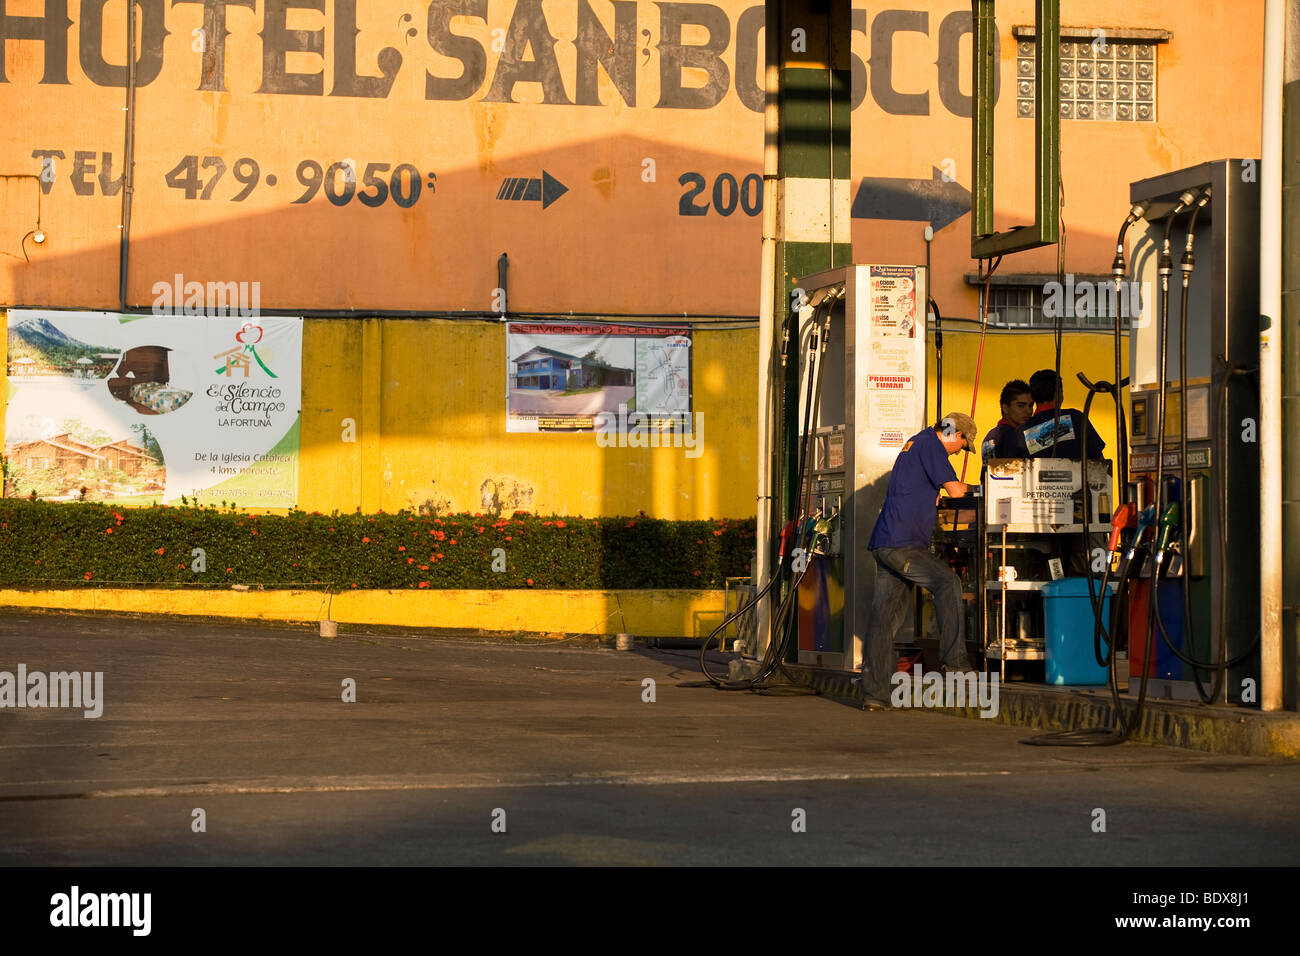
785,665,1300,760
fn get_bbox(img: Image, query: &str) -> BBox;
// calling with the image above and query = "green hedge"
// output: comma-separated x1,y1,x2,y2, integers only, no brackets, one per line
0,500,756,590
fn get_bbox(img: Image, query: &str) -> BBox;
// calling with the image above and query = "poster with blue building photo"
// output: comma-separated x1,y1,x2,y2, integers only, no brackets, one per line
506,322,692,433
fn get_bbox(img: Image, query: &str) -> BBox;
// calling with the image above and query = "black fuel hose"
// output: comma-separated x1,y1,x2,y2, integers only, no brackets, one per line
1075,372,1127,668
1146,191,1216,699
1021,203,1153,747
695,289,839,691
1146,192,1254,700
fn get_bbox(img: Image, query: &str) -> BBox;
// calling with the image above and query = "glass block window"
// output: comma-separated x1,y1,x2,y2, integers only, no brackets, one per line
1018,38,1157,122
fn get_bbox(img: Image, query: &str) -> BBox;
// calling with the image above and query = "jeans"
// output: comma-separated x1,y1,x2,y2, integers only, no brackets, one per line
859,546,970,702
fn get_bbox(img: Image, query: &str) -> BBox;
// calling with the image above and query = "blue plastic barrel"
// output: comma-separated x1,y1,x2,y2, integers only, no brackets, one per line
1042,578,1116,685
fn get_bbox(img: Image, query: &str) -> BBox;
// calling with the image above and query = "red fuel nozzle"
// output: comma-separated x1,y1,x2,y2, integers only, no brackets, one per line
778,520,796,558
1108,502,1136,554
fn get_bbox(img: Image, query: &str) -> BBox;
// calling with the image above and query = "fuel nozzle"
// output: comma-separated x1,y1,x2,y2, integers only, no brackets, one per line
1153,502,1181,565
1180,187,1211,274
1108,502,1137,555
777,519,795,559
1159,190,1200,278
1124,505,1158,563
1113,202,1149,275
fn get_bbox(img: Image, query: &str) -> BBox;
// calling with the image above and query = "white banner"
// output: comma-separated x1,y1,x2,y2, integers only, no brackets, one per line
5,311,301,508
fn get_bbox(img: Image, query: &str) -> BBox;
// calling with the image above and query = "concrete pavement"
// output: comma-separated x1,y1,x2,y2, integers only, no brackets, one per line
1,612,1297,865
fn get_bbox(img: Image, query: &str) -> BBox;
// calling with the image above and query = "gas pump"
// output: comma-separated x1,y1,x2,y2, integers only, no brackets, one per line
791,265,929,672
700,264,929,677
694,264,927,688
1123,159,1262,704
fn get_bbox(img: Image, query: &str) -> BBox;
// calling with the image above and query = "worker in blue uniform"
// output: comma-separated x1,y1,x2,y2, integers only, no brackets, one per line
858,412,979,711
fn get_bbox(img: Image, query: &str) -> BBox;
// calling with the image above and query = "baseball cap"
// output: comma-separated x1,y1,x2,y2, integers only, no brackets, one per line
938,411,978,451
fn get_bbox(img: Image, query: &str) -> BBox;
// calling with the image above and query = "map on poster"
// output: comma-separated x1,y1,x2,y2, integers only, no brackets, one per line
5,310,301,507
635,336,691,418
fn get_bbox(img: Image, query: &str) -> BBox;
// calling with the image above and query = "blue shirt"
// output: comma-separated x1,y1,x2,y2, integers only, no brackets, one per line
868,428,958,549
980,421,1028,465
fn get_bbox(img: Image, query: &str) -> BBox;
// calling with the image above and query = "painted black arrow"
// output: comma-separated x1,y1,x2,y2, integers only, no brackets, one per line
851,167,971,231
496,170,569,210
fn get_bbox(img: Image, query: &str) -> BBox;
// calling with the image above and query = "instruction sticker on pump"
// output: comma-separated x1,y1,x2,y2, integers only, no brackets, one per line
1009,496,1072,524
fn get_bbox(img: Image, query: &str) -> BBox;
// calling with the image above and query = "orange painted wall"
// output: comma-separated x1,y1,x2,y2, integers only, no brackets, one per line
0,1,1263,319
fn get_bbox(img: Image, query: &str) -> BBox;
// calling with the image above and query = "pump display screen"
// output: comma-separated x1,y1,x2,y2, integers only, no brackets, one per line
1131,396,1149,441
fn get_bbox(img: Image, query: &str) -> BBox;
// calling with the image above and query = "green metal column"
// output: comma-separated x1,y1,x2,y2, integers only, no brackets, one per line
772,0,852,570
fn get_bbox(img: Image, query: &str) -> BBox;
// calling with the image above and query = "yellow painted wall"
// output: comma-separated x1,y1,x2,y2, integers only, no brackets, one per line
927,327,1130,497
296,315,1133,516
0,586,731,638
297,317,756,517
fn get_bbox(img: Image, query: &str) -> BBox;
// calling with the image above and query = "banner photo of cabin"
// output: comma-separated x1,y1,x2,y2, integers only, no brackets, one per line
5,312,302,507
506,323,692,434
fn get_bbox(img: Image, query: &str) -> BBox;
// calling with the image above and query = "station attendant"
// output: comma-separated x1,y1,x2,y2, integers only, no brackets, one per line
980,379,1034,466
858,412,979,711
1021,369,1106,460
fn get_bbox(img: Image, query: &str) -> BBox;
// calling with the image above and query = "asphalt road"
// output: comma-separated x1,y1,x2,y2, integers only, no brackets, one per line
1,612,1297,866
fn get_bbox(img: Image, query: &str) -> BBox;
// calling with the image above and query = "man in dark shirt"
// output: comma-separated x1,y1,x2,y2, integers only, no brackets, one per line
1021,369,1105,460
858,412,978,710
980,379,1033,466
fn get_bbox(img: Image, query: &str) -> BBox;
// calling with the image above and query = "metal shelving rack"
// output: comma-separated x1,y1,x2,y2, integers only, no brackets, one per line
982,516,1110,681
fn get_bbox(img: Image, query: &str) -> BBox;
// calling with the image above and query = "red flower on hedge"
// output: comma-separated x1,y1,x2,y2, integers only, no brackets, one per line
418,581,430,589
526,578,534,586
419,565,428,570
84,572,92,580
407,558,414,564
505,536,512,541
436,553,444,559
543,521,552,527
713,530,723,536
398,546,406,552
156,547,165,554
105,528,113,534
555,520,566,529
362,537,371,543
